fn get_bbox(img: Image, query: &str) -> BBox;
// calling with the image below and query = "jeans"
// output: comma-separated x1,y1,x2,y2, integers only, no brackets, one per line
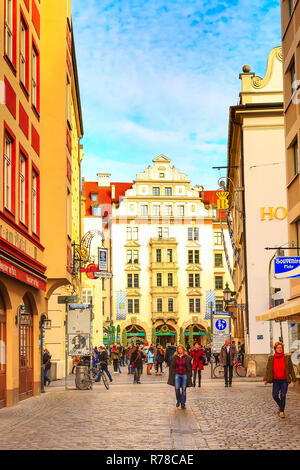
134,367,142,383
156,362,163,373
44,369,51,385
117,361,121,373
96,364,112,382
175,374,187,407
224,365,233,385
273,380,288,412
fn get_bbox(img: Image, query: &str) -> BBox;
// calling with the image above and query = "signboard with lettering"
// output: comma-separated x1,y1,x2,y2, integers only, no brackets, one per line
0,258,46,291
98,248,108,272
212,314,231,354
274,257,300,279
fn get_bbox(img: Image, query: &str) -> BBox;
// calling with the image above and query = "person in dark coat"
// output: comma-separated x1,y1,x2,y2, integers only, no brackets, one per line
130,345,146,384
155,346,165,375
167,344,192,409
165,343,176,367
219,339,237,387
96,345,113,383
190,343,205,387
43,349,51,386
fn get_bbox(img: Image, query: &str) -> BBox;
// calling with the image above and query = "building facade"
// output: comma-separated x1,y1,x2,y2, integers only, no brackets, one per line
227,47,290,375
84,156,234,348
0,0,47,408
42,0,84,378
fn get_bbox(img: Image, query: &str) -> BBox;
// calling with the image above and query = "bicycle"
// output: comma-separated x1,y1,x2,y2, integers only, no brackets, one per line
213,360,247,379
93,363,110,390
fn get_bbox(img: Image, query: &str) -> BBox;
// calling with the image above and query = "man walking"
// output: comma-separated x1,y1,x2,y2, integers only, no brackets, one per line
96,345,113,383
220,338,237,387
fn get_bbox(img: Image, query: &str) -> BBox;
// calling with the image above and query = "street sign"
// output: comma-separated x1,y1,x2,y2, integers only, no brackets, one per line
274,257,300,279
94,272,113,279
57,295,78,304
214,311,231,316
68,304,91,310
212,315,231,353
98,248,108,271
67,308,91,335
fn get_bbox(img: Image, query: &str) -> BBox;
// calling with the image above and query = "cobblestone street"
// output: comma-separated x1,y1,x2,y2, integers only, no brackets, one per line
0,366,299,450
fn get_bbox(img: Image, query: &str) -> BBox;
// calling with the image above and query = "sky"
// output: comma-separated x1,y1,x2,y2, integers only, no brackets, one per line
72,0,281,189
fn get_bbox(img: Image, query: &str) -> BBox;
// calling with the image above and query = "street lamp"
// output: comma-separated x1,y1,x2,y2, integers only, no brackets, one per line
223,283,236,306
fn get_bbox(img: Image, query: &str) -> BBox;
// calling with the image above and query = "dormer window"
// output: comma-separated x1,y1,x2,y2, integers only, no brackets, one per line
159,173,165,178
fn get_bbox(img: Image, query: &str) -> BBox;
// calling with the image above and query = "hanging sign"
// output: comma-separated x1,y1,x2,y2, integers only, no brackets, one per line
98,248,108,272
274,257,300,279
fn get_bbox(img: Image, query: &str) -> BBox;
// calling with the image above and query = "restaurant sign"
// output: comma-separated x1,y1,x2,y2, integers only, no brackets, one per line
0,258,46,290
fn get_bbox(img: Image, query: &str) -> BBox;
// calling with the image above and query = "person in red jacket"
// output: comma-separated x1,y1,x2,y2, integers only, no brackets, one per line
190,342,205,387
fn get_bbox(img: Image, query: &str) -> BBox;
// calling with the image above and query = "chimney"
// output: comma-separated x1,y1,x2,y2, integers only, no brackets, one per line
111,184,116,200
97,173,111,187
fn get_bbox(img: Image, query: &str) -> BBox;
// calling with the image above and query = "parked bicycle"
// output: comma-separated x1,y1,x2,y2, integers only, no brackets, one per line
75,356,110,390
213,360,247,379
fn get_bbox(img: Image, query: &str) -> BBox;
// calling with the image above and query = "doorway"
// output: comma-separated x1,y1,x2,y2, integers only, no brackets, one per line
0,292,6,409
19,295,33,401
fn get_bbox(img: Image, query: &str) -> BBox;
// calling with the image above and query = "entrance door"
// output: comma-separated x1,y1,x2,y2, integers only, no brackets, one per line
19,299,33,401
0,294,6,409
157,335,175,349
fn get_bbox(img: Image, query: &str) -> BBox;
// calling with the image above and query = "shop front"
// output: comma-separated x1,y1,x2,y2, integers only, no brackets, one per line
125,325,146,345
256,298,300,381
155,324,177,349
185,324,206,346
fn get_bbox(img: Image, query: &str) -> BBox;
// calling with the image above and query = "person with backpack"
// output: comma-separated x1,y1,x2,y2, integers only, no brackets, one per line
43,349,52,386
130,344,146,384
110,343,120,374
147,346,155,375
155,346,165,375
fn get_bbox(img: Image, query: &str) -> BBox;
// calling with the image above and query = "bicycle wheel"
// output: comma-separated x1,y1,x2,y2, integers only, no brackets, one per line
213,365,224,378
102,372,110,390
235,365,247,377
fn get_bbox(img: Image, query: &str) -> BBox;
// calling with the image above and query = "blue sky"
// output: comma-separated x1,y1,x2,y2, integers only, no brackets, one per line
72,0,281,189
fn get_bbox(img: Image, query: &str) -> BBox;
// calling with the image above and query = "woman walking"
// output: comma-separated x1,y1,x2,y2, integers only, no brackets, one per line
264,341,297,418
147,346,155,375
155,346,165,375
190,342,205,387
167,344,192,410
110,343,120,374
131,344,146,384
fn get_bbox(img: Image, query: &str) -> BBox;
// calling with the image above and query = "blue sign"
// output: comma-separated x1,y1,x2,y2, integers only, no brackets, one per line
68,304,91,310
214,311,231,316
215,319,227,331
98,248,108,271
257,335,263,340
274,257,300,279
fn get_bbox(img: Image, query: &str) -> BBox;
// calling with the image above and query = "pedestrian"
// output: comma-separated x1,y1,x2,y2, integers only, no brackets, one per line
155,346,165,375
219,339,237,387
190,342,205,387
96,345,113,383
110,343,120,374
43,348,51,386
238,342,245,366
147,346,155,375
165,342,176,367
167,344,192,410
264,341,297,418
131,344,146,384
125,343,134,374
118,343,125,367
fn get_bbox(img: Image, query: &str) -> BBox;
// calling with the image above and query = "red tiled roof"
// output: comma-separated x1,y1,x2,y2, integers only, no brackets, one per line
84,182,133,216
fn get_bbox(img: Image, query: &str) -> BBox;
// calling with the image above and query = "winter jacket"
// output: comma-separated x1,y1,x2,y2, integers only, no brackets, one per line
264,354,296,384
110,348,120,361
147,350,154,364
190,348,205,371
167,354,192,387
165,346,176,366
131,349,146,369
156,349,165,364
219,344,237,367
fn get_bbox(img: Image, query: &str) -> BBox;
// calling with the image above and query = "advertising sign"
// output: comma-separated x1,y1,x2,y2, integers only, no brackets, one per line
68,334,90,356
274,257,300,279
67,307,91,335
98,248,108,272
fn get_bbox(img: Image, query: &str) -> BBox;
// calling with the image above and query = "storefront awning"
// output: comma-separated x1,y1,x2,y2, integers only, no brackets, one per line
256,298,300,322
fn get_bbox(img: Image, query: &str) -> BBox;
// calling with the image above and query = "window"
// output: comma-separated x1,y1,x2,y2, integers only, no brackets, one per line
158,227,169,238
292,139,299,176
296,220,300,256
32,45,38,109
92,206,102,217
134,274,139,288
19,152,27,225
133,250,139,264
165,187,172,196
189,299,201,313
177,205,184,217
67,189,71,237
127,227,138,240
216,300,223,312
4,134,13,212
215,253,223,267
188,250,200,264
82,289,93,304
289,0,294,17
32,169,39,234
168,298,174,312
157,298,162,313
20,18,28,87
127,274,133,288
141,205,148,216
156,273,162,287
168,273,173,287
214,232,222,245
215,276,223,290
66,75,70,122
102,278,105,291
165,205,172,216
91,193,98,202
189,274,200,288
127,274,139,288
188,227,199,240
128,299,139,314
167,249,173,263
153,205,160,216
5,0,13,62
156,249,162,263
159,173,165,178
290,59,296,96
153,187,160,196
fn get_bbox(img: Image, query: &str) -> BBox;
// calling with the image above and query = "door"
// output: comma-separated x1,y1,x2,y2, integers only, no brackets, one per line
0,294,6,408
19,304,33,401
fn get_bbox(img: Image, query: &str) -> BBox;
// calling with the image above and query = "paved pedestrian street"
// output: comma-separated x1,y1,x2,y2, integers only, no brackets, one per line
0,367,299,450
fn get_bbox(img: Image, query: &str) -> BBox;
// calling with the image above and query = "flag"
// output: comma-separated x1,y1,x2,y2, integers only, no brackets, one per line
116,292,127,320
205,291,216,319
